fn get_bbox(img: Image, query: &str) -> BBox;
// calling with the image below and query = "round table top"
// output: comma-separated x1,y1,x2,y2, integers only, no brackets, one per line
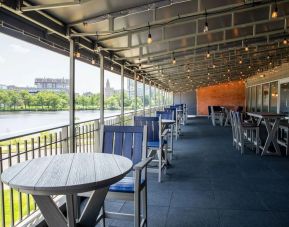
1,153,132,195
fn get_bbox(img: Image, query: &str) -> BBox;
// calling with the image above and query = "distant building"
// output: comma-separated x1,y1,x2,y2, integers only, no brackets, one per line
104,79,116,97
34,78,69,92
0,84,7,90
0,77,69,93
127,79,151,98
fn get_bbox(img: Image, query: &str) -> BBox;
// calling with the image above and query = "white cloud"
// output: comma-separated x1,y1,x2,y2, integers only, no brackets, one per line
10,44,30,54
0,55,5,64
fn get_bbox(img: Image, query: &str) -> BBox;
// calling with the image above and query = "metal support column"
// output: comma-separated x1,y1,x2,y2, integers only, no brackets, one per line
134,71,137,115
149,81,152,115
100,54,105,125
154,85,157,111
121,64,124,125
69,38,75,153
143,77,145,115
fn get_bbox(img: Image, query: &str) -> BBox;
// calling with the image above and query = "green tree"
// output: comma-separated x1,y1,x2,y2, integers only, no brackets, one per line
8,90,22,110
0,90,10,109
20,90,32,109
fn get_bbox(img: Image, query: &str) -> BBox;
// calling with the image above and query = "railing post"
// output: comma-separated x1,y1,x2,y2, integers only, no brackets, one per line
62,126,69,153
121,64,124,125
100,53,105,125
134,70,137,115
69,38,76,153
143,76,145,115
94,120,100,152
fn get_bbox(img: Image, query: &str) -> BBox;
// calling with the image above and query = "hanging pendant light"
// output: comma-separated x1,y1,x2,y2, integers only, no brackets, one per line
271,0,278,19
203,9,209,33
147,24,153,44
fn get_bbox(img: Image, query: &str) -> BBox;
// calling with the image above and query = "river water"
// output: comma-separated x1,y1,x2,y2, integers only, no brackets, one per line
0,110,122,137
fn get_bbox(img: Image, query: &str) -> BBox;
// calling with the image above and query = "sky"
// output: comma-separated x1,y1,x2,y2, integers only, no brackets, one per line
0,33,130,94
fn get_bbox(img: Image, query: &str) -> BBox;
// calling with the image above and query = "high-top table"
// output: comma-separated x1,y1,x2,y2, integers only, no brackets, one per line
1,153,132,227
221,106,235,126
161,119,176,163
247,112,286,155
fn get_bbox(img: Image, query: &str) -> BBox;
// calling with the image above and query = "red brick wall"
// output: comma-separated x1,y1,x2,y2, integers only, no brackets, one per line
196,80,245,115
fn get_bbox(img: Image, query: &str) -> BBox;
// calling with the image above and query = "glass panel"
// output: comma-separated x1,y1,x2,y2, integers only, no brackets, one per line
75,60,100,121
144,83,150,109
251,86,256,112
104,70,121,117
136,80,143,110
124,77,134,113
256,85,262,112
246,88,249,111
248,87,251,111
262,83,269,112
270,81,278,113
279,82,289,114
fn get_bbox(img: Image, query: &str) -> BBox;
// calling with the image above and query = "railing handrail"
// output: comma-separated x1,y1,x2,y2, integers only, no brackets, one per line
0,108,157,142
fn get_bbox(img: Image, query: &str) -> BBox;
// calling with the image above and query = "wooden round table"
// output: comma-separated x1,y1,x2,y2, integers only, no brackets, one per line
1,153,132,227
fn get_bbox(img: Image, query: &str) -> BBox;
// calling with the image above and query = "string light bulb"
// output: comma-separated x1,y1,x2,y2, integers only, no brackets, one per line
283,38,288,45
75,51,80,58
206,50,210,58
245,45,249,52
147,25,152,44
203,9,209,32
91,59,96,65
271,0,278,19
172,52,176,64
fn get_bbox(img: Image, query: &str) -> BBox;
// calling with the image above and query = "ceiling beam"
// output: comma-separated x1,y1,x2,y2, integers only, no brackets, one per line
118,27,287,63
68,0,192,27
20,0,91,12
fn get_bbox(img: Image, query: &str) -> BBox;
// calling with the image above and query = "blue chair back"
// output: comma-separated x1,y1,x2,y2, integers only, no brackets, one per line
100,125,147,165
134,116,160,142
164,107,177,120
156,111,173,120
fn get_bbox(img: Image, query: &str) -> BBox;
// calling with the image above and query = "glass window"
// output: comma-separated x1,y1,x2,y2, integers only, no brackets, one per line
262,83,269,112
251,86,256,112
279,82,289,114
256,85,262,112
270,81,278,113
124,77,134,113
75,60,100,121
136,80,143,110
144,83,150,109
247,87,252,111
104,70,121,117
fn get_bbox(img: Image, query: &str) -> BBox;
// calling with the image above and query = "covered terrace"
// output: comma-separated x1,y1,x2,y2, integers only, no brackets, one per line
1,0,289,226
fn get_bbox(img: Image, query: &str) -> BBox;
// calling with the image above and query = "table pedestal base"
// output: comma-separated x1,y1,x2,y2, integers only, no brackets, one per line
33,187,108,227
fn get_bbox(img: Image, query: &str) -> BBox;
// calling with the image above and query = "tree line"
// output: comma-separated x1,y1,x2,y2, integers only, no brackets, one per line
0,89,157,111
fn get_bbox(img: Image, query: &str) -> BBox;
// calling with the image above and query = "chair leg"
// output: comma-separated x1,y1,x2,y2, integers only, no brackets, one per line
157,149,162,183
100,205,106,227
240,130,245,154
255,129,260,155
134,188,141,227
141,186,147,227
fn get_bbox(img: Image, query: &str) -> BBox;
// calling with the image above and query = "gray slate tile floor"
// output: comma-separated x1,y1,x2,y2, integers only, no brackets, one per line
103,117,289,227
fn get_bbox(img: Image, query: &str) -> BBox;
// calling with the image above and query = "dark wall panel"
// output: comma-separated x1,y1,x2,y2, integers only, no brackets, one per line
173,91,196,115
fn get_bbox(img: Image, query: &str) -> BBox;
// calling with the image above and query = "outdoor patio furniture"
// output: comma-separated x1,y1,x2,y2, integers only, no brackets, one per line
210,106,224,126
157,110,175,161
100,125,152,227
247,112,286,155
235,111,260,154
134,116,168,182
1,153,132,227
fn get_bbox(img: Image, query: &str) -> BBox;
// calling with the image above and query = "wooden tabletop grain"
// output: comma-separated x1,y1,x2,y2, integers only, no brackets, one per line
1,153,132,195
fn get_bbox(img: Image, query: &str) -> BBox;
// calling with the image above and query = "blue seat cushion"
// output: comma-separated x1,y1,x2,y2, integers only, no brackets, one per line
109,177,145,193
147,140,167,148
